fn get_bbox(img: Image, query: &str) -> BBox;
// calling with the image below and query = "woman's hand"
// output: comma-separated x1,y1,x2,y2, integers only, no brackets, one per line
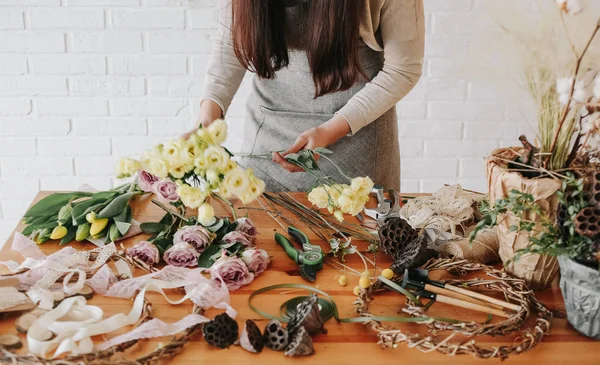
182,99,223,139
273,114,351,172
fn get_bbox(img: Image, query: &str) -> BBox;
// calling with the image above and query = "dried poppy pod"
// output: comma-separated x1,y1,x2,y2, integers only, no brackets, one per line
390,235,434,275
263,319,288,351
202,313,239,349
284,326,314,357
239,320,264,353
574,207,600,238
286,294,326,337
378,217,418,259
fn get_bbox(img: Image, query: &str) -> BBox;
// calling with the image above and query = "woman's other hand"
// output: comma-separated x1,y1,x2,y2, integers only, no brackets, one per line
273,114,351,172
182,100,224,139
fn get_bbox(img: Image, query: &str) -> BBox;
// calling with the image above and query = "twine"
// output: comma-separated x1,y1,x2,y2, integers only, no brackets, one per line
441,227,501,264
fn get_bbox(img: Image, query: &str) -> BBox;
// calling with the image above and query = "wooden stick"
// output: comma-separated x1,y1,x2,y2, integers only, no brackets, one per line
445,284,521,312
424,284,504,310
435,294,511,318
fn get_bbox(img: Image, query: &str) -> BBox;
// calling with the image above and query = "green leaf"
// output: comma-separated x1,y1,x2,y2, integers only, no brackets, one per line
158,212,173,226
60,227,77,245
222,146,234,158
140,222,168,234
197,244,222,268
25,192,93,218
313,147,333,155
97,192,139,219
206,219,225,233
22,225,35,236
509,225,518,232
113,205,130,223
115,221,132,236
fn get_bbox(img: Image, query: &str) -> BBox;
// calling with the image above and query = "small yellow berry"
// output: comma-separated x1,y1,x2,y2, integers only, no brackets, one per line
359,277,371,289
338,275,348,286
382,269,394,280
361,270,371,278
353,286,361,296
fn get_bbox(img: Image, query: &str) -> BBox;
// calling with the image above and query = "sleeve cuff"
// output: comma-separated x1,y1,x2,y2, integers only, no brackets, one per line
337,102,368,136
200,93,228,117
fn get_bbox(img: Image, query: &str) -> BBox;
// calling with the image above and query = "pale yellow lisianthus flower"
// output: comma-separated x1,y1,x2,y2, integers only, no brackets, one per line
169,164,187,179
337,193,364,216
223,167,250,197
329,184,346,201
197,203,216,225
203,145,230,171
222,159,238,173
186,133,207,158
308,186,329,209
196,128,214,145
176,184,206,209
115,157,140,178
162,138,188,167
333,210,344,222
207,119,228,145
240,176,265,204
350,176,374,197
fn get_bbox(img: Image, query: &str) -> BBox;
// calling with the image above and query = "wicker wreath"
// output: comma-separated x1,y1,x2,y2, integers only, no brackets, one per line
354,258,554,360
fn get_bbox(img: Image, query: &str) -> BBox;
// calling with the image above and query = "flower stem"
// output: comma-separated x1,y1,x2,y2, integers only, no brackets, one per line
315,152,353,183
151,199,190,222
211,193,237,221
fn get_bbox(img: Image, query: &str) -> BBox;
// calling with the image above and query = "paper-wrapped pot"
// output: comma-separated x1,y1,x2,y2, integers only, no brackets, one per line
486,148,561,290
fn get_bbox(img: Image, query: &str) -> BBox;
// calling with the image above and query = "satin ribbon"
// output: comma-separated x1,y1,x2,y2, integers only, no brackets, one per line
27,266,235,359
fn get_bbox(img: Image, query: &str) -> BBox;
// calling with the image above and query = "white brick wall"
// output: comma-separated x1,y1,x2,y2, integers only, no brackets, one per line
0,0,562,244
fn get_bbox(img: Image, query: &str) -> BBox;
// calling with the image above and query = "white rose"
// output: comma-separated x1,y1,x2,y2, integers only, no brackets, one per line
207,119,228,145
197,203,216,226
115,157,140,178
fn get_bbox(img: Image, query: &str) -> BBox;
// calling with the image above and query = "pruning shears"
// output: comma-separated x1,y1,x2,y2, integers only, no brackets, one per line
274,227,323,282
363,185,401,225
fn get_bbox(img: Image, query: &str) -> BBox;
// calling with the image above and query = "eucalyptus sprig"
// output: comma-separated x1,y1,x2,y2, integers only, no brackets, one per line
471,174,597,267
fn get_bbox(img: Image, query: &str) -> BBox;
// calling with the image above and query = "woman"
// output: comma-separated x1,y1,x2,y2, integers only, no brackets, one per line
197,0,424,192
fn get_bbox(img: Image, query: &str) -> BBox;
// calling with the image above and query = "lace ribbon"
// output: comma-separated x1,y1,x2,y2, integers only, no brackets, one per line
400,185,477,251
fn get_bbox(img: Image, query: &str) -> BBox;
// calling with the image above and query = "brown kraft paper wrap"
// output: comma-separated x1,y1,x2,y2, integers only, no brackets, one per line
486,148,562,290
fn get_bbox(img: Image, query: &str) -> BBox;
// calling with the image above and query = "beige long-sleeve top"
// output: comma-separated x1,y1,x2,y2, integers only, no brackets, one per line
201,0,425,135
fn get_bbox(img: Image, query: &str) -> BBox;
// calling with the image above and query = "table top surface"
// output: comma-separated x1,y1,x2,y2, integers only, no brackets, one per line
1,192,598,364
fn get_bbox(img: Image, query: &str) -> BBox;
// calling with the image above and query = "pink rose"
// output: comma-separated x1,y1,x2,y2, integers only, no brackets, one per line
235,218,258,238
138,171,159,193
174,225,215,253
210,252,254,291
126,241,160,266
163,242,200,267
153,180,179,203
222,231,253,248
241,249,269,275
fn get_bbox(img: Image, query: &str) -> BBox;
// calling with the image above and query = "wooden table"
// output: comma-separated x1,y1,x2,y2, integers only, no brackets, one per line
1,192,598,364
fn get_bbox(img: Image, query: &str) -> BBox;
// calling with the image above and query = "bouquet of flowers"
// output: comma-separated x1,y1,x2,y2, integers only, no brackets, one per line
285,149,374,222
115,119,265,224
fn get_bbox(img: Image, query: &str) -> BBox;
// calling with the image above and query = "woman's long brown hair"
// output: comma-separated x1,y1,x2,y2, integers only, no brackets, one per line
231,0,364,98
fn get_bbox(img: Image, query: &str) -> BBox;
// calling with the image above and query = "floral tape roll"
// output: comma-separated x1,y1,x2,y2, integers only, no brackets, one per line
441,227,500,264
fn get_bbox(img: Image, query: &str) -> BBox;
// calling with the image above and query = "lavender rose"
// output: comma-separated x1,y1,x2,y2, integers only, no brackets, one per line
241,249,269,275
153,180,179,203
222,231,253,248
235,217,258,237
163,242,200,267
126,241,160,266
210,252,255,291
173,225,215,253
138,170,159,193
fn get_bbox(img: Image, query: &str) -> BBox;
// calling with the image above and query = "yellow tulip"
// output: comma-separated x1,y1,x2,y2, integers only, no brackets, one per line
50,226,68,240
90,218,109,236
86,212,97,224
76,224,90,242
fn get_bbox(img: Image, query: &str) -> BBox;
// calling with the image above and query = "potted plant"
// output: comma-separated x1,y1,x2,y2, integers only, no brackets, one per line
484,1,600,289
474,172,599,338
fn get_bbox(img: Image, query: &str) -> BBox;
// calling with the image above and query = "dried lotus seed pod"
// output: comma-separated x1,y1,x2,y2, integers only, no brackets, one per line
286,294,325,338
239,320,264,353
390,235,435,275
378,218,417,260
574,207,600,238
263,319,288,351
284,326,314,357
202,313,239,349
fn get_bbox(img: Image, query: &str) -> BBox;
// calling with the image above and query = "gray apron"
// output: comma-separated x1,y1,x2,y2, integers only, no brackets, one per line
239,2,400,192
